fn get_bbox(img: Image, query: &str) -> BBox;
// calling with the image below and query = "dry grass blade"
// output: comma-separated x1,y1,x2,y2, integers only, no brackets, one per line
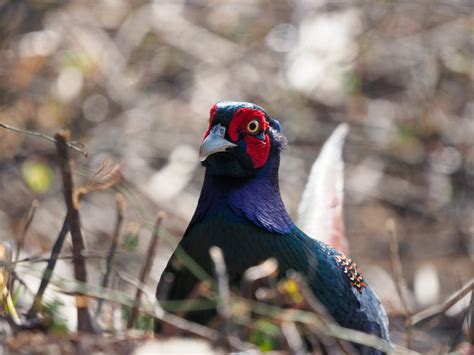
54,130,96,333
387,218,413,349
0,122,88,157
77,157,122,201
127,212,164,329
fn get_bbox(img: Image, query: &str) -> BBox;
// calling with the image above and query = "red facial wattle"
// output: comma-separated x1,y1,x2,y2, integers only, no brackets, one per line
243,134,271,168
228,107,271,169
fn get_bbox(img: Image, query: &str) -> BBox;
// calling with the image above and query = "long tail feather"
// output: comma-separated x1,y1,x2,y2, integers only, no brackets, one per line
297,123,349,254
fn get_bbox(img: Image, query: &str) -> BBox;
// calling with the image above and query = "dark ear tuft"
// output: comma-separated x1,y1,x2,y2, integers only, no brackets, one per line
269,119,282,133
269,126,287,151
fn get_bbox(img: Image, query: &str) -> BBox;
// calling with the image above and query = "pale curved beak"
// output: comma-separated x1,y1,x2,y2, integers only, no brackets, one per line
199,124,237,162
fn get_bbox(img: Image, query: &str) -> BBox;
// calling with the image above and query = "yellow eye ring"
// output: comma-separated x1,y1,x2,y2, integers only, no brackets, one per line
247,119,260,134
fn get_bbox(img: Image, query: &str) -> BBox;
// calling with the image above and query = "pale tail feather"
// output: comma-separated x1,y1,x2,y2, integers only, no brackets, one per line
297,123,349,255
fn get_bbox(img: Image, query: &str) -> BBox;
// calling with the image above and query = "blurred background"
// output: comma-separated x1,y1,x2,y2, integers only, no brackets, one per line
0,0,472,352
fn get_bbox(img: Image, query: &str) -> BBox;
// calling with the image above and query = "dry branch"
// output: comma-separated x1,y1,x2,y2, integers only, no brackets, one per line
127,212,164,328
54,130,96,333
0,122,88,157
411,279,473,325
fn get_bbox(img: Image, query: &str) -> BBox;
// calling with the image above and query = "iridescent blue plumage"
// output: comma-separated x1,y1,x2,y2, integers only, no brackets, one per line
156,102,389,353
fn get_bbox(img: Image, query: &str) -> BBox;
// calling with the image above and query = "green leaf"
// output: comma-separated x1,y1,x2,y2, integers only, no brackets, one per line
343,70,361,95
249,318,280,352
123,233,139,252
43,298,69,335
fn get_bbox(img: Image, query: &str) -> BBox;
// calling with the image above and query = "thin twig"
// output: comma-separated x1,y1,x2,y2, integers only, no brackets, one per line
14,200,39,263
387,219,413,349
411,279,473,325
27,212,70,318
96,193,127,318
127,212,164,328
0,122,88,157
55,130,96,333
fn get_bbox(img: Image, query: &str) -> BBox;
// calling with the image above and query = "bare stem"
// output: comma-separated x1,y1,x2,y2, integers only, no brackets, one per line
54,130,96,333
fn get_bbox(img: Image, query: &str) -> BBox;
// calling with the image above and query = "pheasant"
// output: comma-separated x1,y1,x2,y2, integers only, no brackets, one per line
156,101,390,352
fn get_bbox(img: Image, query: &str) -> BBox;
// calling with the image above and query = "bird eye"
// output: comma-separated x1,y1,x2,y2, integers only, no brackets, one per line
247,119,260,134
